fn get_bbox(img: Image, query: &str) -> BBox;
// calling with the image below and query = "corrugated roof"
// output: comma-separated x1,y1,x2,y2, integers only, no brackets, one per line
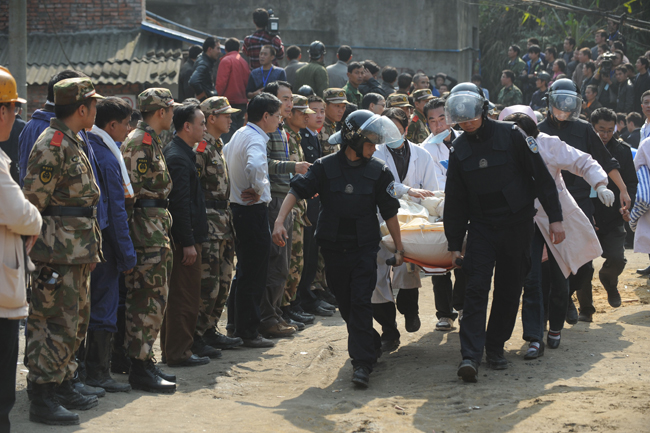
0,30,182,86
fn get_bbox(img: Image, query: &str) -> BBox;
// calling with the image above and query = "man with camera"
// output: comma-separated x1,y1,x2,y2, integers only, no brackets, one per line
243,8,285,70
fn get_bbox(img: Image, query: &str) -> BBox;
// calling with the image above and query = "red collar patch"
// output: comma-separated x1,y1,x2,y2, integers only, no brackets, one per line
142,133,152,145
196,140,207,153
412,115,419,123
50,131,63,147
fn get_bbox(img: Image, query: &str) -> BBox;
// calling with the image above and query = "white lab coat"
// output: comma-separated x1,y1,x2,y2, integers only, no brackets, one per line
533,132,607,278
371,141,439,304
633,137,650,253
421,129,460,190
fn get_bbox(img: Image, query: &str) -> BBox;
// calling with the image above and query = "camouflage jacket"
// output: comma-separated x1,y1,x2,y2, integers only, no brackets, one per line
22,118,102,264
121,121,173,249
287,128,310,227
319,118,340,156
195,132,234,240
406,109,430,144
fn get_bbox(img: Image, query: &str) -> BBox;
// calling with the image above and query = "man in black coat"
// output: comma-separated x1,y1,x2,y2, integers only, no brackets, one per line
161,102,213,367
189,37,221,101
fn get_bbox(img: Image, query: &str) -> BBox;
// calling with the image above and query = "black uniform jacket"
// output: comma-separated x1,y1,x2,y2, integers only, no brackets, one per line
444,118,563,252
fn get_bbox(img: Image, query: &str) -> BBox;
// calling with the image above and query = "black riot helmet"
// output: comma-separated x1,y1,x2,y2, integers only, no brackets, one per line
297,85,314,97
329,109,403,159
547,78,582,122
308,41,326,60
536,71,551,85
444,82,488,125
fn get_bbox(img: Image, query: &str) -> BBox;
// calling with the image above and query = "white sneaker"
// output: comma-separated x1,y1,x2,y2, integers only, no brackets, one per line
435,317,454,331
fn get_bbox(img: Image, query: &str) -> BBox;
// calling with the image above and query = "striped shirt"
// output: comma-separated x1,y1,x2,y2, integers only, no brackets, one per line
630,164,650,231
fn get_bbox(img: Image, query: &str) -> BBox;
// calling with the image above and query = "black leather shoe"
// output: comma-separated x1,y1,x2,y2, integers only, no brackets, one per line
151,358,176,382
319,300,336,311
129,359,176,394
284,317,306,331
578,312,593,322
566,300,578,325
305,305,334,317
637,265,650,275
381,339,400,353
457,359,479,383
192,336,223,359
203,327,244,349
286,308,315,324
351,366,370,388
241,335,275,348
169,354,210,367
486,351,508,370
524,341,545,360
607,290,622,308
404,314,421,333
72,376,105,398
317,289,339,307
547,333,561,349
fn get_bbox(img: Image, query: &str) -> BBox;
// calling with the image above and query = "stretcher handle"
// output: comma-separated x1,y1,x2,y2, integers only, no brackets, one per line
455,258,463,267
386,257,397,266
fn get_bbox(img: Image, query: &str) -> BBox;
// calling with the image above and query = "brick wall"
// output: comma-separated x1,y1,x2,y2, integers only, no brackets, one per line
1,0,144,34
26,83,145,119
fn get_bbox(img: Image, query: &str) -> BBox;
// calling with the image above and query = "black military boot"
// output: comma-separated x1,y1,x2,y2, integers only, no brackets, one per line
203,326,244,349
72,370,106,398
30,382,80,426
129,358,176,394
55,379,99,410
111,305,131,374
85,330,132,393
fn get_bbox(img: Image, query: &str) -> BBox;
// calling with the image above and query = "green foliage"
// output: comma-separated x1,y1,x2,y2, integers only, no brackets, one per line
478,0,650,99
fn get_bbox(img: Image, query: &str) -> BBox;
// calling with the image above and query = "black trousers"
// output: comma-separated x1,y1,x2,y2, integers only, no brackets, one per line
322,245,381,371
460,220,534,363
227,203,271,340
0,319,19,433
597,224,627,295
432,269,466,320
294,196,320,310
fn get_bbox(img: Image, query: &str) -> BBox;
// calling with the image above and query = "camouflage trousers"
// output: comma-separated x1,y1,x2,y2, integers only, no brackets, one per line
124,247,172,360
282,211,305,306
313,250,327,290
195,238,235,336
26,262,91,385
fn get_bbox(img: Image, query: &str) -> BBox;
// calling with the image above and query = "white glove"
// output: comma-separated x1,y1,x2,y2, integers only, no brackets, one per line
596,185,615,207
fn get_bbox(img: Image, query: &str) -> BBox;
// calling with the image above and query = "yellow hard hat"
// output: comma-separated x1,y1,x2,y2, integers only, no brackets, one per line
0,66,27,104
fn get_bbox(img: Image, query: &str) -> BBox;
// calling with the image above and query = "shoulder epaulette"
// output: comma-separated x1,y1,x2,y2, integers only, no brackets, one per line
50,131,63,147
142,133,152,145
196,140,207,153
412,115,419,123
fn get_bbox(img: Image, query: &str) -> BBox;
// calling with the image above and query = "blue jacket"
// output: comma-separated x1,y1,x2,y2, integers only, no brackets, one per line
18,109,55,187
79,130,109,231
87,131,137,272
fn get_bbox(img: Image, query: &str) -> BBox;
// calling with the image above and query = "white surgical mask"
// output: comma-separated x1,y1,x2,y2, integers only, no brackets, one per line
385,134,406,149
428,129,451,145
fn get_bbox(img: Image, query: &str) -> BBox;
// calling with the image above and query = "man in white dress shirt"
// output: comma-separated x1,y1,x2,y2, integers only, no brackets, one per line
223,93,282,348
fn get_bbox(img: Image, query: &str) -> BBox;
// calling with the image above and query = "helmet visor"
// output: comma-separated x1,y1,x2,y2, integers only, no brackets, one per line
549,91,582,121
444,92,484,124
358,115,403,147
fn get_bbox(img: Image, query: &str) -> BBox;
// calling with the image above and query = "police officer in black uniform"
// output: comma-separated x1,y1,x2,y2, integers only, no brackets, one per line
538,79,627,323
272,110,404,388
443,83,565,383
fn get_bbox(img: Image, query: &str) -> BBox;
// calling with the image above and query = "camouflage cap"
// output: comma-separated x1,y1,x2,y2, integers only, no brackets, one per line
200,96,241,115
412,89,435,102
54,77,104,105
386,93,413,108
323,88,349,104
292,94,316,113
137,88,181,112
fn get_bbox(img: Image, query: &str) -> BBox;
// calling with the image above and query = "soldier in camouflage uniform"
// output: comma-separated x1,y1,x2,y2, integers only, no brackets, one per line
386,93,414,120
407,89,434,144
282,95,315,311
120,88,179,393
194,97,243,350
320,88,349,156
23,78,104,425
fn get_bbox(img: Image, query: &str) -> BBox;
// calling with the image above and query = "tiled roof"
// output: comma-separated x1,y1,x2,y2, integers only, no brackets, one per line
0,30,183,86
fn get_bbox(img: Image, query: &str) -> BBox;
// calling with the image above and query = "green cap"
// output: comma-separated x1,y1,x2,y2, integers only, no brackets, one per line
200,96,241,115
54,77,104,105
412,89,435,102
292,94,316,113
386,93,413,108
137,88,181,112
322,88,349,104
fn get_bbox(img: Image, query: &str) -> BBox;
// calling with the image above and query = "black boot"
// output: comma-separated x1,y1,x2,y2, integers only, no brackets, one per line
72,371,106,398
55,379,99,410
203,326,244,349
85,330,132,393
30,382,80,426
111,305,131,374
129,358,176,394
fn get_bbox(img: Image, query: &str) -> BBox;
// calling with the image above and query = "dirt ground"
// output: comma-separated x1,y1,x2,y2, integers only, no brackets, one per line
11,251,650,433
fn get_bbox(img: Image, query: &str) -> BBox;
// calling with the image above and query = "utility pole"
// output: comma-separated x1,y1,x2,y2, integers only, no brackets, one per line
8,0,27,120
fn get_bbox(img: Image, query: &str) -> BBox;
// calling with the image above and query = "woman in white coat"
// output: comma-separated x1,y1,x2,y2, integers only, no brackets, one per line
501,106,613,357
0,68,42,433
371,108,438,352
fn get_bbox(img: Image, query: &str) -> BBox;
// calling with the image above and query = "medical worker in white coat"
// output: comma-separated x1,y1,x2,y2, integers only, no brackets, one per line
630,137,650,256
371,108,438,352
500,106,613,357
